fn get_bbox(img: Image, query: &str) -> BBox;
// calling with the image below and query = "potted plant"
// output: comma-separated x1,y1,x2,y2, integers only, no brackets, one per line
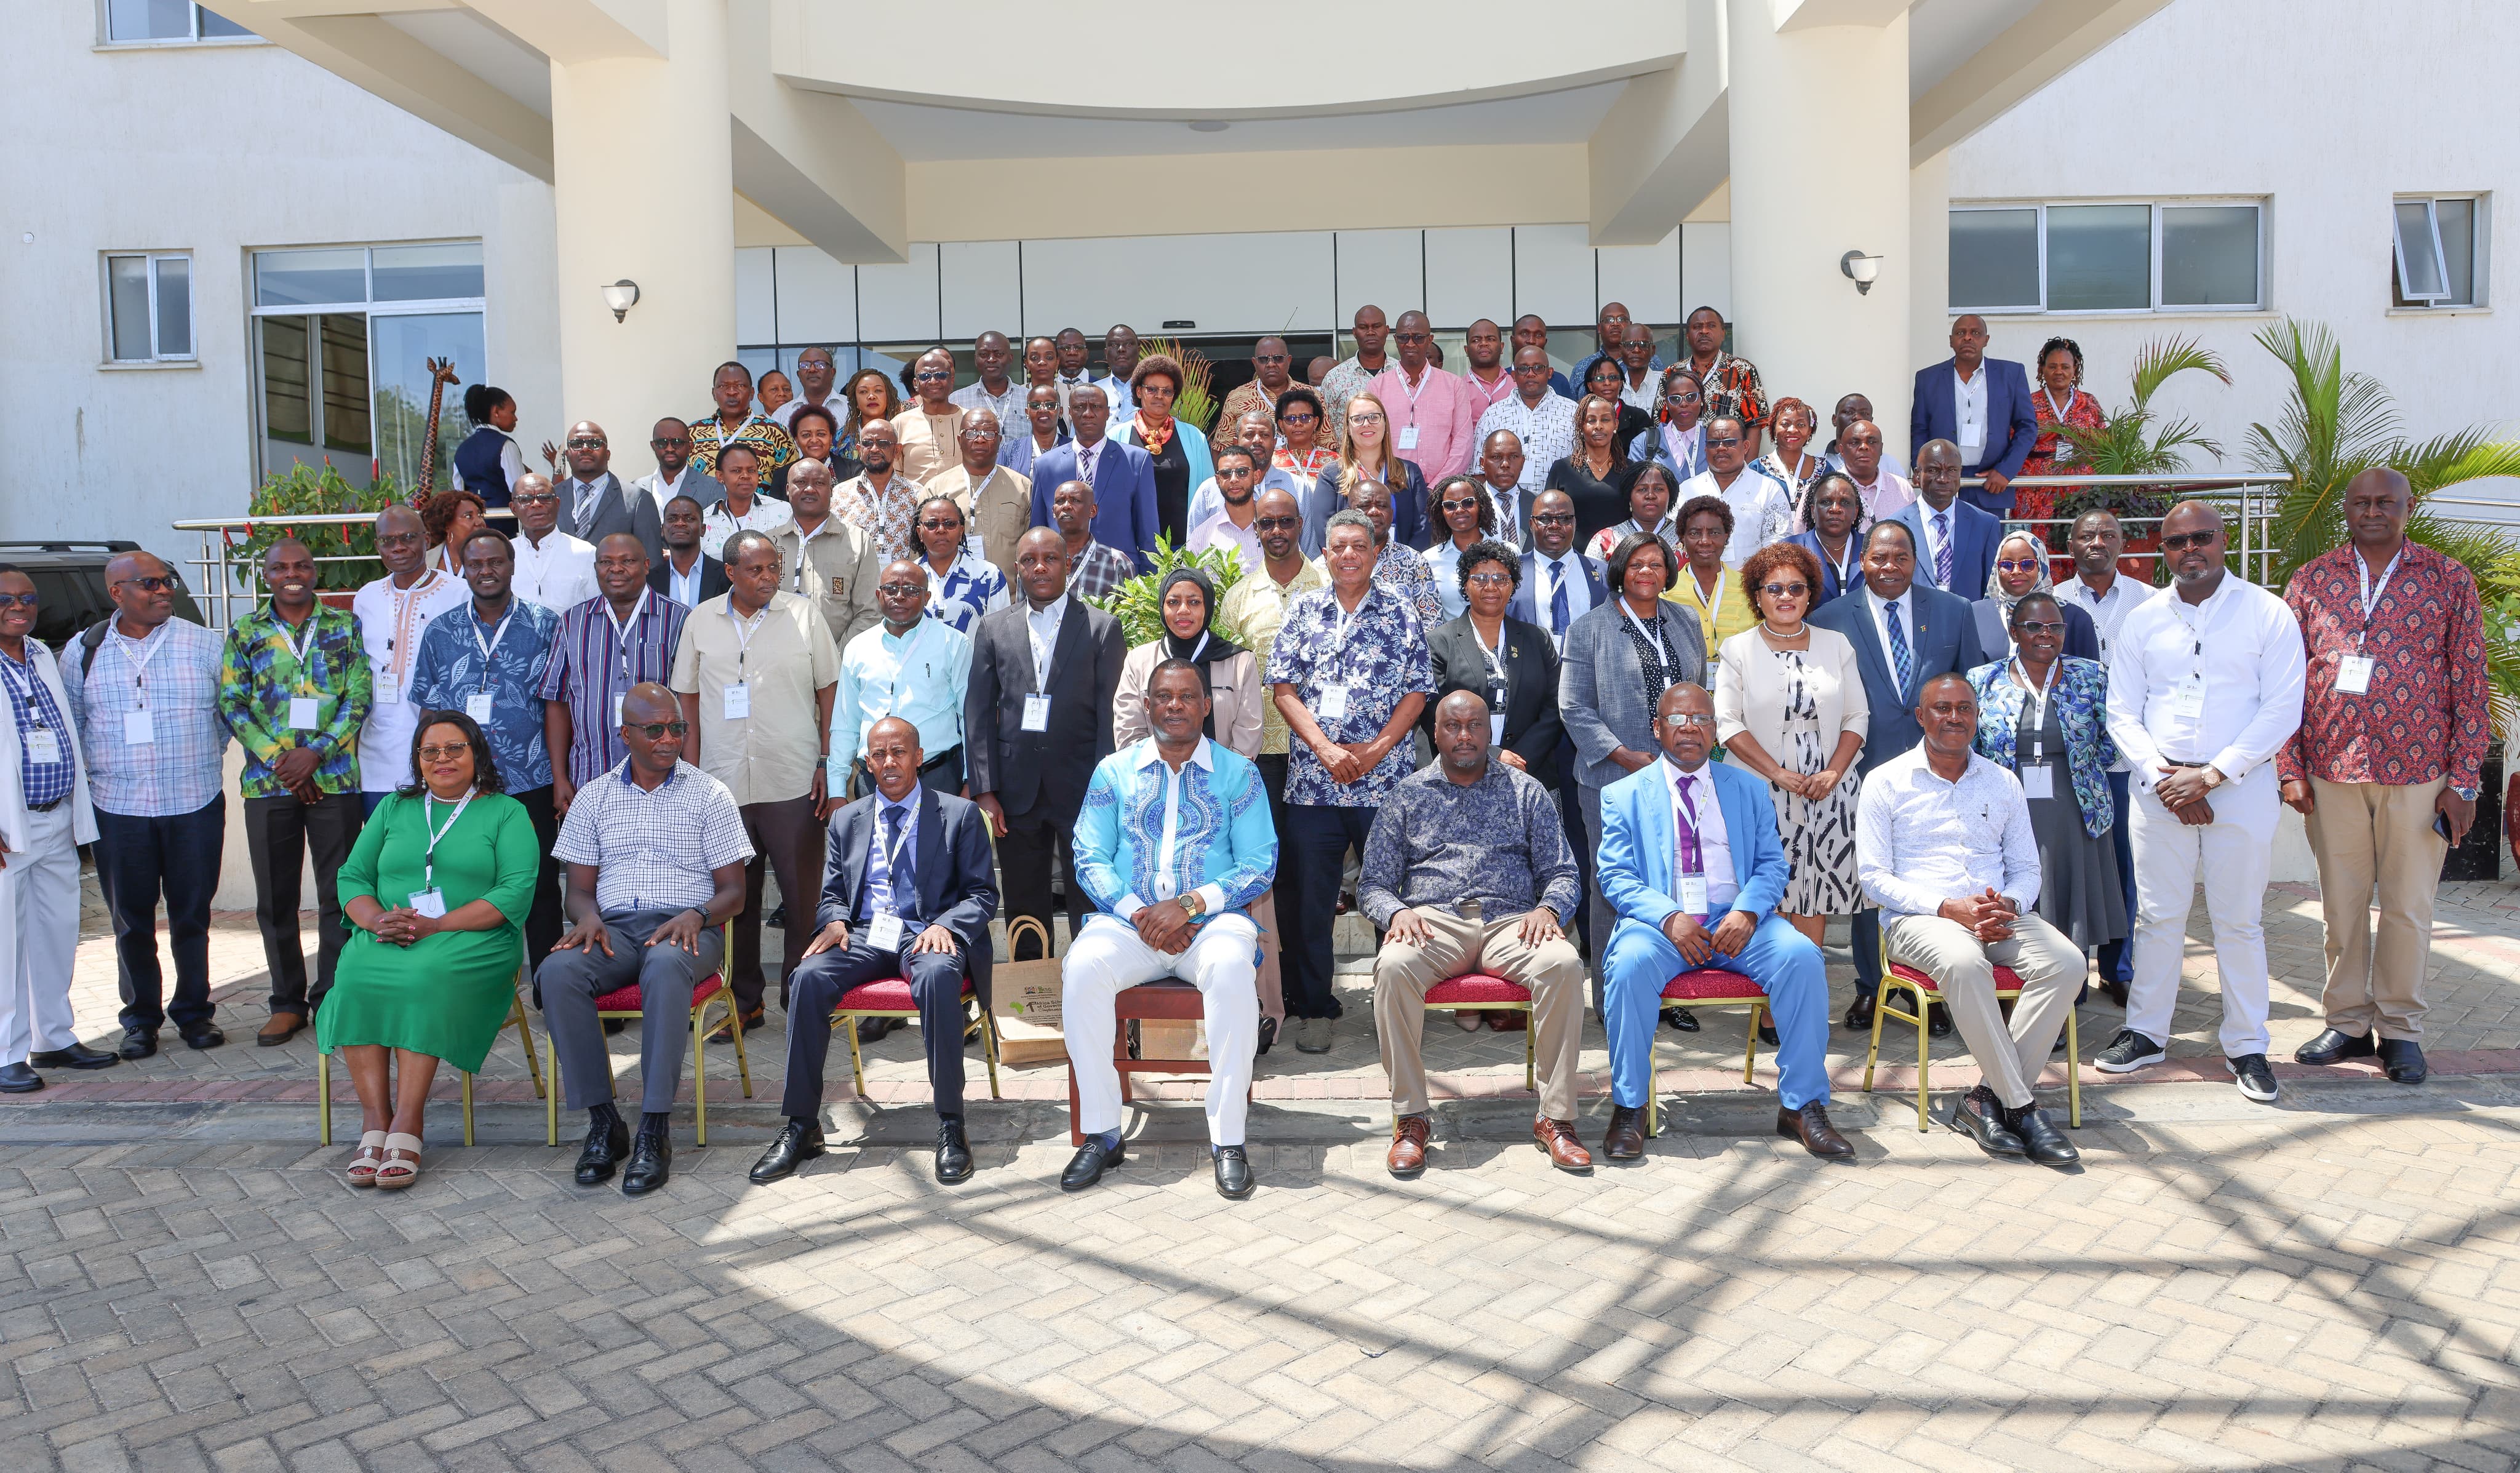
2034,337,2231,585
229,461,402,609
1089,536,1251,647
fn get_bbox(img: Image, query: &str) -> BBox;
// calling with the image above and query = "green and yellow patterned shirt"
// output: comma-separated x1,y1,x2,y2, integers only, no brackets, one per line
217,602,372,797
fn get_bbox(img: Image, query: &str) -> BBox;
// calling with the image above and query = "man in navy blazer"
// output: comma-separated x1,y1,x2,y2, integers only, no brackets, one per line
1808,519,1989,1026
754,716,1000,1188
1025,383,1159,570
1911,315,2038,516
1505,489,1609,953
1890,441,2004,599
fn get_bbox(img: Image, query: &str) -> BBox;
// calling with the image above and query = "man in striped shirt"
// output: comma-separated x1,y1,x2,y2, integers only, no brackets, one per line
539,533,690,814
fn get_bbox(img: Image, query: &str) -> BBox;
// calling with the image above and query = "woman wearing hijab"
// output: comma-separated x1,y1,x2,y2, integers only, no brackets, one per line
1971,529,2100,661
1114,567,1262,754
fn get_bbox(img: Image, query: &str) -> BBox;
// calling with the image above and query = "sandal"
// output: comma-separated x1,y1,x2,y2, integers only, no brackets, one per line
373,1132,423,1190
345,1130,388,1188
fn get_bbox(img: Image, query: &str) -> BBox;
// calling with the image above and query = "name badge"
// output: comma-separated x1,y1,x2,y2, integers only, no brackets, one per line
613,693,626,727
2167,675,2207,718
289,696,320,730
1316,684,1350,721
2022,765,2055,800
375,674,401,706
25,729,60,765
408,888,447,919
829,576,848,599
123,709,155,746
867,912,906,951
1489,713,1506,744
1678,872,1709,916
722,680,751,720
1021,693,1052,732
1397,425,1421,451
465,692,495,723
2335,655,2375,695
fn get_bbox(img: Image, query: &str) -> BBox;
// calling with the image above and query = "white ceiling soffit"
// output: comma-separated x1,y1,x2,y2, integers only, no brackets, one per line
381,8,553,119
1908,0,2048,101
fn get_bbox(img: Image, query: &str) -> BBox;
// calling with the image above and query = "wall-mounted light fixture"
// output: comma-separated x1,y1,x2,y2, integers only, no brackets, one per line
601,279,640,322
1840,251,1882,295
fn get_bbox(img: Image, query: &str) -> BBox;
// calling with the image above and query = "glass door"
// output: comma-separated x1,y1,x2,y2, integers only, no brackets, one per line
370,312,487,497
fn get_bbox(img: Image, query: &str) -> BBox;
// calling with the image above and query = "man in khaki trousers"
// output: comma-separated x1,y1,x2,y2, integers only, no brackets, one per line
2280,469,2491,1086
1360,692,1589,1176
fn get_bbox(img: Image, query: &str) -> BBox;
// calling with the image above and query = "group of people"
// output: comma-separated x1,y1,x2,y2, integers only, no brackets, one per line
0,306,2483,1202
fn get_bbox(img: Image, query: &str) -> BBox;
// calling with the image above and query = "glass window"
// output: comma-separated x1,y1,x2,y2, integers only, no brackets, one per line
255,248,367,308
152,256,192,356
2046,204,2150,311
319,314,372,454
105,1,252,42
259,317,313,445
369,314,487,492
2393,201,2448,301
2162,205,2260,306
2395,196,2483,308
195,5,249,36
104,252,193,361
1950,209,2040,311
250,242,486,489
2438,198,2478,305
371,242,484,302
108,257,154,361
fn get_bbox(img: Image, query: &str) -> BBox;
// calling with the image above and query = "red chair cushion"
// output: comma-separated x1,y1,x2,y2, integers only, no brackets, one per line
592,975,724,1014
1888,962,2025,994
832,976,977,1015
1661,968,1768,1002
1424,973,1533,1006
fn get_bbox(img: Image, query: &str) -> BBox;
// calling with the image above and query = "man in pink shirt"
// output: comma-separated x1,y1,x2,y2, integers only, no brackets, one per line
1457,318,1516,417
1369,310,1480,484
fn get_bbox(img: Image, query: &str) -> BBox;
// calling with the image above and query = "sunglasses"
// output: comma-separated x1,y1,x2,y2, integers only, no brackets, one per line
1254,516,1302,532
1282,410,1319,424
1533,513,1576,527
916,519,961,532
914,370,953,383
416,744,473,762
112,575,180,592
565,436,605,448
877,583,925,596
513,493,558,505
1439,498,1484,514
625,721,690,739
0,593,38,609
651,436,690,449
1758,582,1810,599
2014,620,2066,636
2160,531,2219,551
1705,435,1742,449
1995,558,2042,573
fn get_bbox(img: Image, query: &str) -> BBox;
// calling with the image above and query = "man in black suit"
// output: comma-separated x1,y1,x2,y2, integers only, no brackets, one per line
965,526,1125,960
647,494,730,605
553,420,665,562
750,716,999,1186
1506,490,1606,953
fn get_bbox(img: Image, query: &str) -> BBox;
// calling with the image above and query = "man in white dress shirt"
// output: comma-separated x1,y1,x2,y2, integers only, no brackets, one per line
2097,502,2306,1104
1472,348,1577,503
506,473,600,612
1677,417,1792,567
1187,444,1269,572
1831,420,1915,528
2053,508,2143,1002
1519,489,1598,651
351,505,468,815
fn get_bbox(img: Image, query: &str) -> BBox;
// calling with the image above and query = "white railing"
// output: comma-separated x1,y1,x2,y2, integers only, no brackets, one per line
172,509,514,629
1955,470,2294,586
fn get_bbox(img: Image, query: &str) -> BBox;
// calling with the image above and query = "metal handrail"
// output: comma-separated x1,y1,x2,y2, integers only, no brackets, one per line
1923,469,2297,586
172,508,515,630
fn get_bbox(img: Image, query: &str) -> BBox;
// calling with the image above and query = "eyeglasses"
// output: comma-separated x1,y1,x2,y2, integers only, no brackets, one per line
1994,558,2042,573
111,575,179,592
1349,412,1386,426
1253,516,1302,532
1705,435,1742,449
1661,713,1717,729
625,721,689,739
2014,620,2066,636
415,744,472,762
650,436,690,449
1667,389,1703,402
565,436,605,449
914,370,953,383
0,593,38,609
513,492,558,505
1532,512,1575,526
2159,531,2219,551
1281,410,1318,425
960,427,1000,441
1758,582,1809,599
877,582,925,596
1511,362,1550,375
1439,498,1484,513
1254,354,1288,365
1465,572,1513,587
1217,466,1256,479
915,518,960,532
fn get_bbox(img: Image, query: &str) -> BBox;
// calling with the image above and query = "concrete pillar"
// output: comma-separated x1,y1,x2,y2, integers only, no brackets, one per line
548,0,734,480
1909,146,1952,428
1724,3,1912,446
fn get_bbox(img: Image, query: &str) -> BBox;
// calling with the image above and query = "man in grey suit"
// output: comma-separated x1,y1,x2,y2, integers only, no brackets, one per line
1808,519,1989,1027
552,421,663,562
634,417,722,520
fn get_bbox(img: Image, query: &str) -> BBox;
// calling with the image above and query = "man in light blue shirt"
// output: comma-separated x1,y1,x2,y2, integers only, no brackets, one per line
832,558,972,798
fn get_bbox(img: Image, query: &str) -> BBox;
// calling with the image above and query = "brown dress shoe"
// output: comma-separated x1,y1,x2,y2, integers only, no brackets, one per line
1387,1114,1432,1175
1599,1104,1645,1162
1777,1102,1856,1159
1532,1117,1593,1171
257,1012,304,1047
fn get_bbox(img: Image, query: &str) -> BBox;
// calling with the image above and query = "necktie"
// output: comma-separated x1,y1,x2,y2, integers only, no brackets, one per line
1933,509,1953,589
1884,598,1914,697
1549,561,1570,636
1673,774,1704,914
1077,440,1098,490
574,480,600,537
883,807,914,916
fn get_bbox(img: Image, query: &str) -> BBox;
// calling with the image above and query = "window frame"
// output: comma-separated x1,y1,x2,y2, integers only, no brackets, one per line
2393,194,2488,309
101,250,196,364
97,1,261,47
1948,198,2268,317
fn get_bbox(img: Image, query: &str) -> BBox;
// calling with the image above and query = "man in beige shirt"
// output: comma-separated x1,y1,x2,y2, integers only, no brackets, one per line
669,531,840,1029
925,409,1032,583
768,459,882,652
890,347,967,484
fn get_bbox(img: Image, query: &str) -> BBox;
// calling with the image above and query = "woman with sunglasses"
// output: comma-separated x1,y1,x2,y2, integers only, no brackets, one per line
1107,353,1214,548
322,712,538,1189
911,494,1007,634
1966,590,2126,973
1425,474,1498,620
1272,386,1338,553
1971,530,2099,663
1715,543,1868,954
1629,365,1708,484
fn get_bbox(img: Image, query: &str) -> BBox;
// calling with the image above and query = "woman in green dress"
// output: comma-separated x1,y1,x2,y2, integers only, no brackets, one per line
321,711,540,1189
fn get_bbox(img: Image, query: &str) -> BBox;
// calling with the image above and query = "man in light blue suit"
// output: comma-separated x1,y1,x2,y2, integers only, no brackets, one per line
1889,441,2004,598
1596,684,1853,1162
1809,519,1989,1028
1025,383,1160,571
1910,314,2038,516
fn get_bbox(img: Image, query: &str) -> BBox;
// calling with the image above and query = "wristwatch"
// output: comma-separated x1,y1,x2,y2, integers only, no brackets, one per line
2201,765,2227,789
1180,890,1207,919
2453,784,2479,801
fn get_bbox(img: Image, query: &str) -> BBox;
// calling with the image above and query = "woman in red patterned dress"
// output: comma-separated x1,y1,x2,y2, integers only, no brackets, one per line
2020,336,2107,537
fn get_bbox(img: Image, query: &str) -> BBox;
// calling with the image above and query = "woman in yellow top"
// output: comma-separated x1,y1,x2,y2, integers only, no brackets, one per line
1665,493,1758,653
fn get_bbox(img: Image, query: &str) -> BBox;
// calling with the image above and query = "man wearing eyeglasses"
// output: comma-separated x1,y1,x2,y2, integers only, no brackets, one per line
1677,416,1793,567
351,505,469,817
926,410,1033,583
946,333,1026,452
890,348,967,485
1215,336,1298,440
506,472,600,613
768,346,842,433
1186,410,1307,533
61,553,229,1063
634,417,722,515
1369,310,1480,485
1570,301,1657,390
1186,444,1269,572
552,421,663,563
1473,349,1578,508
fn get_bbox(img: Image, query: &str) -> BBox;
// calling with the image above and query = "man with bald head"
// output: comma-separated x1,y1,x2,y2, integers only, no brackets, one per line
63,551,232,1058
891,346,967,484
948,332,1026,445
1912,314,2038,516
554,420,663,559
541,532,690,816
351,503,467,815
508,471,599,612
1573,300,1659,389
1368,308,1480,484
635,415,722,514
770,345,841,431
927,408,1034,583
1215,335,1298,437
1510,314,1578,398
1473,349,1577,509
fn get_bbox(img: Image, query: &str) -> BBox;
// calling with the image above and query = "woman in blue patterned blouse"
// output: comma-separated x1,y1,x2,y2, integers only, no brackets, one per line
911,493,1007,635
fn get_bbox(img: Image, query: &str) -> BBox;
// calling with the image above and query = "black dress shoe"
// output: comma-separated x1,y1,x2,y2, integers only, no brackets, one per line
1213,1145,1254,1199
0,1062,42,1093
2295,1028,2377,1066
29,1042,119,1071
767,901,788,929
602,1017,628,1036
1945,1087,2027,1157
574,1114,631,1185
119,1028,159,1060
1777,1102,1856,1160
2377,1038,2428,1085
1927,1004,1953,1039
2005,1103,2080,1167
621,1121,672,1196
1758,1022,1780,1048
178,1021,225,1050
935,1118,973,1184
2100,978,2129,1009
856,1015,903,1045
1844,995,1876,1031
1662,1007,1699,1032
1060,1137,1125,1192
748,1119,825,1184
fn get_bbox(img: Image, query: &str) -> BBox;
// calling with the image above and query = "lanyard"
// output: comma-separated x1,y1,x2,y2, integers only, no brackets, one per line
275,613,319,692
1394,366,1434,422
2355,546,2404,647
880,620,933,711
468,607,515,689
0,653,47,728
874,800,915,885
110,624,163,708
727,601,770,677
2012,657,2059,759
2041,386,2074,425
1689,568,1727,621
1473,617,1508,695
603,591,649,685
420,790,474,890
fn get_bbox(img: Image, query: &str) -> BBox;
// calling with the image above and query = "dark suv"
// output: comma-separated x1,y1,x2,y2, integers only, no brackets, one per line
0,541,211,649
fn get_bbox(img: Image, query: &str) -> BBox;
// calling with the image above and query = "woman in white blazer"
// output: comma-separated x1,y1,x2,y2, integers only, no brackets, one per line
1713,542,1867,949
0,575,102,1092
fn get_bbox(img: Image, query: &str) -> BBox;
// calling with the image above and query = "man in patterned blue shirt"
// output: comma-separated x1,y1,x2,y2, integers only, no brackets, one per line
1059,661,1278,1200
409,528,562,970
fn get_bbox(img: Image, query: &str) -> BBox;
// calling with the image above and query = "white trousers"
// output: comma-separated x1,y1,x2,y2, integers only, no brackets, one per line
2126,770,2276,1057
1062,912,1261,1144
1,805,82,1065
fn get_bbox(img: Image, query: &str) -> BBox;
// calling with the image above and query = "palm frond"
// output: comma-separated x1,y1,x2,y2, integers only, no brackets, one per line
2126,337,2229,409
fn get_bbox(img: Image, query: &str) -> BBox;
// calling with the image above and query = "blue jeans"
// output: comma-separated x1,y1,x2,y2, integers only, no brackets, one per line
1603,912,1832,1111
2097,769,2136,986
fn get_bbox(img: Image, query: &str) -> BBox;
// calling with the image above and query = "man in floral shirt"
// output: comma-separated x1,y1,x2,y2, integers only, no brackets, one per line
2278,469,2487,1087
1266,511,1433,1055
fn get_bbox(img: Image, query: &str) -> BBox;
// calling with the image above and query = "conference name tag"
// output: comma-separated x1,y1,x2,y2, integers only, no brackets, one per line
2167,675,2207,718
375,674,401,706
123,709,154,746
2335,655,2375,695
867,913,905,951
465,692,494,723
1490,713,1506,744
1397,425,1421,451
722,680,751,720
1678,872,1709,916
2022,765,2055,800
408,887,447,919
25,730,60,764
288,696,320,730
1021,693,1052,732
1316,685,1350,721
